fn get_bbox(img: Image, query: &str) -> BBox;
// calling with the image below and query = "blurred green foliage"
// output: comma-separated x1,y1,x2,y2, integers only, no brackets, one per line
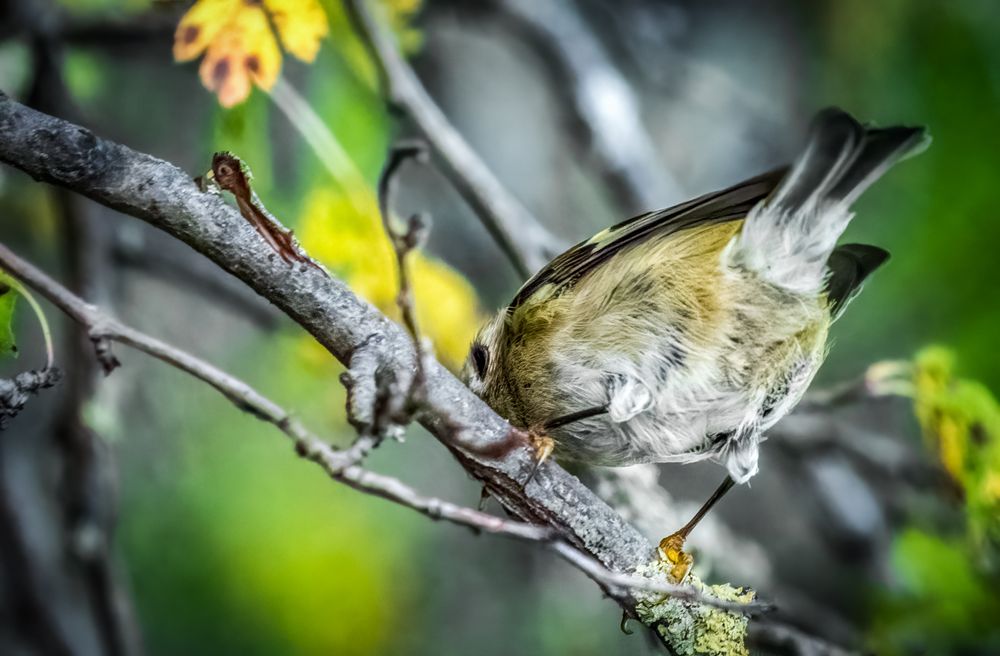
868,348,1000,653
0,279,17,357
819,0,1000,392
56,0,152,15
816,3,1000,649
119,336,428,655
912,347,1000,549
870,530,1000,655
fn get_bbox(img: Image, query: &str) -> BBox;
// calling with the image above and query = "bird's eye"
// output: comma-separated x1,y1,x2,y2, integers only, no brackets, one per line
470,343,489,378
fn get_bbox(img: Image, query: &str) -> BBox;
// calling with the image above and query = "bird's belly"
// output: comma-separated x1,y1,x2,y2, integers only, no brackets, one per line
545,343,822,467
548,362,750,466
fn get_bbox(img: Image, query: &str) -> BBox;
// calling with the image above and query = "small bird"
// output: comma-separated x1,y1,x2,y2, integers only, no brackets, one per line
462,108,928,578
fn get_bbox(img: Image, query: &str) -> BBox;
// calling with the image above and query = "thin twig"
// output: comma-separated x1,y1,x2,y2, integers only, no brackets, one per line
550,542,771,615
0,95,795,648
0,239,546,540
794,361,910,414
0,240,766,614
377,140,432,404
268,77,372,217
347,0,561,278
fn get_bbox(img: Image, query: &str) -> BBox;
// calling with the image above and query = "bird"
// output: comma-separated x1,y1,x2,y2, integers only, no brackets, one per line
462,108,928,579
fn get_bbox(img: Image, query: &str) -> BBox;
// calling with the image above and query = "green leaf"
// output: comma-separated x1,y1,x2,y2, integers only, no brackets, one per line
0,280,18,358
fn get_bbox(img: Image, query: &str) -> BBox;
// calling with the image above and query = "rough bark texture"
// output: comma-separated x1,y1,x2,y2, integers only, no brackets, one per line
0,92,653,576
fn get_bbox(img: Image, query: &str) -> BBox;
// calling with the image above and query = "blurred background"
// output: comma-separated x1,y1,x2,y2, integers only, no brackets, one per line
1,0,999,654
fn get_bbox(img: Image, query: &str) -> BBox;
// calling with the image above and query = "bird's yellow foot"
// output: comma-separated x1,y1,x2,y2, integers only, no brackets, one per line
523,427,555,486
657,532,694,583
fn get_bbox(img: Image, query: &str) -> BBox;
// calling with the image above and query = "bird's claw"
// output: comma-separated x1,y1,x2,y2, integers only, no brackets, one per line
657,532,694,583
523,427,555,486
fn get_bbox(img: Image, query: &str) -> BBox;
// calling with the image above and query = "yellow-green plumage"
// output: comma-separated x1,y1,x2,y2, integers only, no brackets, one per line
463,109,928,483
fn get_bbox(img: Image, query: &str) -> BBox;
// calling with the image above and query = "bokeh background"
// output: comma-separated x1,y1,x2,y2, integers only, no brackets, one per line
1,0,999,654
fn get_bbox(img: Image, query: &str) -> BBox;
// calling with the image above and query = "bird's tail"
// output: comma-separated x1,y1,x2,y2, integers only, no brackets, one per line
731,108,928,294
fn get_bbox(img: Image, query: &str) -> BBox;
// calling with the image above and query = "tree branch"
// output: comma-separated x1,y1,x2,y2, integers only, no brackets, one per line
0,239,548,542
0,368,61,428
0,95,781,631
491,0,686,214
0,90,651,574
0,238,759,614
346,0,561,278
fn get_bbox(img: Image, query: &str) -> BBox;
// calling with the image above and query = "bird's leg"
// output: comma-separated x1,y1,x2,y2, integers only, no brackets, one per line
658,475,736,581
522,406,608,485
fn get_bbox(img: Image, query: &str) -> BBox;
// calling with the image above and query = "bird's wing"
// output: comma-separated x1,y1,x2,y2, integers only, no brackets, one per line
508,168,787,310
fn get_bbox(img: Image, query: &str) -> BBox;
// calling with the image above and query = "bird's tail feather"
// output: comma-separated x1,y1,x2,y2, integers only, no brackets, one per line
732,108,928,293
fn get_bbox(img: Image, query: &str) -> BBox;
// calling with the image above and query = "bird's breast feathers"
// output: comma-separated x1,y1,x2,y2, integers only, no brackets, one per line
497,221,829,468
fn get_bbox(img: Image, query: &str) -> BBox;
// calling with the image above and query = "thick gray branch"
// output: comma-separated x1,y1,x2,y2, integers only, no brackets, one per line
6,239,765,610
0,91,653,583
0,240,558,543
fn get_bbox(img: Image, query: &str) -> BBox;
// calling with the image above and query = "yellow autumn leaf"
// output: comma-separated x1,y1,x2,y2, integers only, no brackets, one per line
297,187,481,370
174,0,328,107
266,0,329,62
174,0,239,62
199,5,282,107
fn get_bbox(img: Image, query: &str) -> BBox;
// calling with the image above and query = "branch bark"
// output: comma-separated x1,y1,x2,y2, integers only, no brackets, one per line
0,239,556,541
0,92,706,618
0,237,755,613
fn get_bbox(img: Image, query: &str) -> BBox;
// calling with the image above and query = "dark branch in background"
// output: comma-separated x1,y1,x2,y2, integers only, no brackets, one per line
0,368,61,428
0,95,767,623
111,232,283,329
346,0,562,278
749,621,861,656
0,2,177,49
10,27,145,656
491,0,686,214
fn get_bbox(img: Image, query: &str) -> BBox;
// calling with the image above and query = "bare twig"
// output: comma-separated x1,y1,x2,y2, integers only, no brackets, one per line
492,0,685,213
795,375,879,414
377,140,432,404
0,240,547,542
268,76,373,217
347,0,561,278
550,541,770,615
794,361,910,414
0,240,765,613
18,30,146,656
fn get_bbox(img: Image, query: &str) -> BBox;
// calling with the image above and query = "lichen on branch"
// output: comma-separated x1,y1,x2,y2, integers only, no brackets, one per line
634,559,757,656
